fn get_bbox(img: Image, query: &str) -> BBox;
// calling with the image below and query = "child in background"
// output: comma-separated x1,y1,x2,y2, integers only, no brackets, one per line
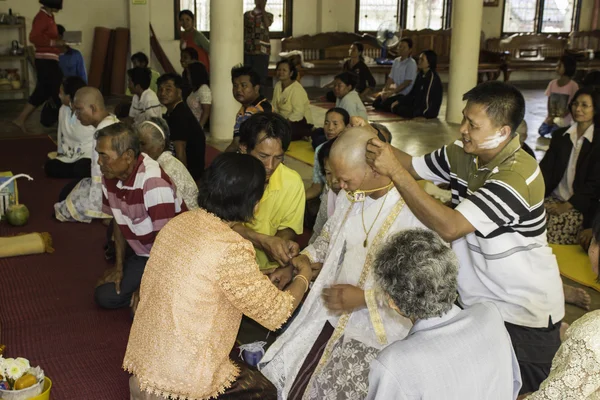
180,47,199,100
127,67,163,124
539,56,579,137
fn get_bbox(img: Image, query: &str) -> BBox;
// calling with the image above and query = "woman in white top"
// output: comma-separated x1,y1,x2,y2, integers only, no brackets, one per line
186,62,211,130
137,117,199,210
272,59,313,140
44,76,96,179
333,71,369,122
521,216,600,399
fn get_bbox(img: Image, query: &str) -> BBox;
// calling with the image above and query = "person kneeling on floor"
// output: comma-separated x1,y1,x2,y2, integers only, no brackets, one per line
94,122,187,309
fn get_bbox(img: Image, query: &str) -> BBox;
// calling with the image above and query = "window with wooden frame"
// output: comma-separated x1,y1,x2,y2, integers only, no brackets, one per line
174,0,292,39
502,0,581,34
355,0,452,33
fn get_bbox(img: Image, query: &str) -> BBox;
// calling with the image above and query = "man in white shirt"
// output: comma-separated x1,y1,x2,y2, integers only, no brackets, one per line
367,228,521,400
372,38,418,112
127,67,163,124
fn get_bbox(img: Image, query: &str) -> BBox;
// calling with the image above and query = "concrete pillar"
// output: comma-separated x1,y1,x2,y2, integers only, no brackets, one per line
210,0,244,141
445,0,483,124
129,0,151,59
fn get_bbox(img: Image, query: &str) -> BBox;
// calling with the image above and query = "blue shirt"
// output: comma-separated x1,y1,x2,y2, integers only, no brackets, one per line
59,48,87,83
388,57,417,95
367,303,522,400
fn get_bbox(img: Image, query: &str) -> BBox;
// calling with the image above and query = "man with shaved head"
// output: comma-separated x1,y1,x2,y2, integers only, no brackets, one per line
260,126,427,400
54,86,119,222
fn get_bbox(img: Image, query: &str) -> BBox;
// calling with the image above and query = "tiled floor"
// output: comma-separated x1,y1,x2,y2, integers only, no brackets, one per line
0,83,596,323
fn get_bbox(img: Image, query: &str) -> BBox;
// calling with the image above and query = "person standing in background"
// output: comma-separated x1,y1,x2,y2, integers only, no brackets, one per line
179,9,210,73
12,0,65,134
244,0,273,88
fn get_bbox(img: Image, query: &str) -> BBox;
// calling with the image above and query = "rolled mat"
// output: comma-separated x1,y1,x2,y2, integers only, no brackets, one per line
88,27,112,89
110,28,130,95
550,244,600,293
0,232,54,258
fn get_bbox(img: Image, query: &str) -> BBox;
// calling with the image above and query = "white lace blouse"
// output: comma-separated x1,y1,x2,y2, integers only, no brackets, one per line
157,152,199,210
528,310,600,399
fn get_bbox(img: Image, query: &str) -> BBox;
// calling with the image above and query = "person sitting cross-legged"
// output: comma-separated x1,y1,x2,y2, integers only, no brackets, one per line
137,117,199,210
225,66,272,153
157,73,206,181
94,122,187,309
366,229,522,400
232,112,305,287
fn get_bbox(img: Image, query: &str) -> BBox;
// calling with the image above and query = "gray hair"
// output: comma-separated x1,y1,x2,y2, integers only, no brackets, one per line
374,229,458,319
136,117,171,150
94,122,140,157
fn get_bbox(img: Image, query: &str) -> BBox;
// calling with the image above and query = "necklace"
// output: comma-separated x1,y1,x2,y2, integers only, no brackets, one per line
361,188,391,248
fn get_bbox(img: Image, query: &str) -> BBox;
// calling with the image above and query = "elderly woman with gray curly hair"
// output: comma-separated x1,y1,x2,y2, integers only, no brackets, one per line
366,228,522,400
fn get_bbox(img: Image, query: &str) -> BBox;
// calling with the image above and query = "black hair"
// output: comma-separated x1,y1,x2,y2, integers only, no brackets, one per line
583,70,600,89
182,47,199,61
400,37,413,49
326,107,351,126
188,62,210,91
127,67,152,91
179,9,195,20
276,59,298,81
462,81,526,134
334,71,358,91
420,50,438,72
318,138,336,176
231,65,261,87
94,122,141,157
593,214,600,282
370,123,392,142
560,55,577,78
131,52,149,67
352,41,365,62
40,0,62,10
239,112,292,153
569,86,600,125
57,24,65,37
197,153,266,222
157,73,184,90
62,76,87,101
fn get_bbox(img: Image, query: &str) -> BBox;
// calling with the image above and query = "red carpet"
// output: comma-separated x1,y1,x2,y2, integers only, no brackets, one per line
0,136,131,399
311,101,406,122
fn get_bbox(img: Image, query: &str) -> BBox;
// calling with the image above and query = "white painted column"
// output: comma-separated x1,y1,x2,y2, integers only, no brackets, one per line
129,0,151,59
210,0,244,141
445,0,484,124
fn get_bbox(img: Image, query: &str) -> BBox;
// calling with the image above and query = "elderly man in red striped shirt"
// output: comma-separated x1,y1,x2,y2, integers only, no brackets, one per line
94,122,187,309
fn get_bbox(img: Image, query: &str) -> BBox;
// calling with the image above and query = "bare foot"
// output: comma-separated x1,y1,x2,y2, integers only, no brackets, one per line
560,321,569,342
564,284,591,310
11,119,27,134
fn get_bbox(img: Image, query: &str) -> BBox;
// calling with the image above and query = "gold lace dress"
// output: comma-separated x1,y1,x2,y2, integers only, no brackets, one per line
123,209,294,400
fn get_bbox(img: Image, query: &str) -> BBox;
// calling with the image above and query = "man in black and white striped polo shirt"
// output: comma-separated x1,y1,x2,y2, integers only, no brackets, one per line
366,81,564,395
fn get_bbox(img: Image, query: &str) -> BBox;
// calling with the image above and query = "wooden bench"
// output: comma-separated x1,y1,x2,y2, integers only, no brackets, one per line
485,33,568,81
270,30,505,82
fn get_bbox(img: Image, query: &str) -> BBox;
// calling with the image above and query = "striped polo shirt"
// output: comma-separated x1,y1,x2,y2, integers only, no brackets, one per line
413,136,565,328
102,153,187,257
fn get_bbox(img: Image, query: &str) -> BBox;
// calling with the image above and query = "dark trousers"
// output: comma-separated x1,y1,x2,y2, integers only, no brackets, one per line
373,93,405,112
29,59,63,108
94,254,148,309
57,178,83,202
244,54,270,87
505,318,562,394
45,158,91,179
310,128,327,150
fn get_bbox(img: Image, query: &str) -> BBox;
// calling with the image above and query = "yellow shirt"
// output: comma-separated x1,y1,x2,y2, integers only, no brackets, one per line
245,163,306,271
272,80,313,124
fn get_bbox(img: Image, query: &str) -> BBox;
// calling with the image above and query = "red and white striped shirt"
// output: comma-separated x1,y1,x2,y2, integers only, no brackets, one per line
102,154,187,257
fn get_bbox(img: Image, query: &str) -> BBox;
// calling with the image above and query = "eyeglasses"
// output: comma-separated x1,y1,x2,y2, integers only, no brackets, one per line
571,102,593,110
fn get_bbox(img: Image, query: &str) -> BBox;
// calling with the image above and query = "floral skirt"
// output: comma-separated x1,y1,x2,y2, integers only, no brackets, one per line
545,197,583,245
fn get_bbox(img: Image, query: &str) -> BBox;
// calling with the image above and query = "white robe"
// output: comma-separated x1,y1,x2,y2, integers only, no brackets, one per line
259,187,427,399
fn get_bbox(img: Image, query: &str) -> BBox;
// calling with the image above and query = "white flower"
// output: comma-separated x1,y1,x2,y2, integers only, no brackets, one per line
15,358,29,370
4,359,25,381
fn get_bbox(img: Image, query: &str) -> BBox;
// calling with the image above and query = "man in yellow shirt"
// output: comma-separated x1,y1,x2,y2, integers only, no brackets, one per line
233,112,306,288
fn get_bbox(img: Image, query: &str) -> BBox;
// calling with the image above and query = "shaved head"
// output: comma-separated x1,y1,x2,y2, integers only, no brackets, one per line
73,87,108,127
330,127,390,193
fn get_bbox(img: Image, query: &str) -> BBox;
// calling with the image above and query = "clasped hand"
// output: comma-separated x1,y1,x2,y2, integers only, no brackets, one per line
322,284,366,314
263,236,300,267
546,201,572,216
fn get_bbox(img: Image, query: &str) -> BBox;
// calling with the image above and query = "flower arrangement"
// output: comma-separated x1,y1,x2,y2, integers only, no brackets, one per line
0,356,45,399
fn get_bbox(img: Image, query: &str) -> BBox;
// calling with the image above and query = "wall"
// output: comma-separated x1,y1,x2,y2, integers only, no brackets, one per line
0,0,129,71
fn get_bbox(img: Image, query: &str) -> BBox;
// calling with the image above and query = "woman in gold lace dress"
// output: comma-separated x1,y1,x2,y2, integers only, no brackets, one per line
523,215,600,399
124,153,313,400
